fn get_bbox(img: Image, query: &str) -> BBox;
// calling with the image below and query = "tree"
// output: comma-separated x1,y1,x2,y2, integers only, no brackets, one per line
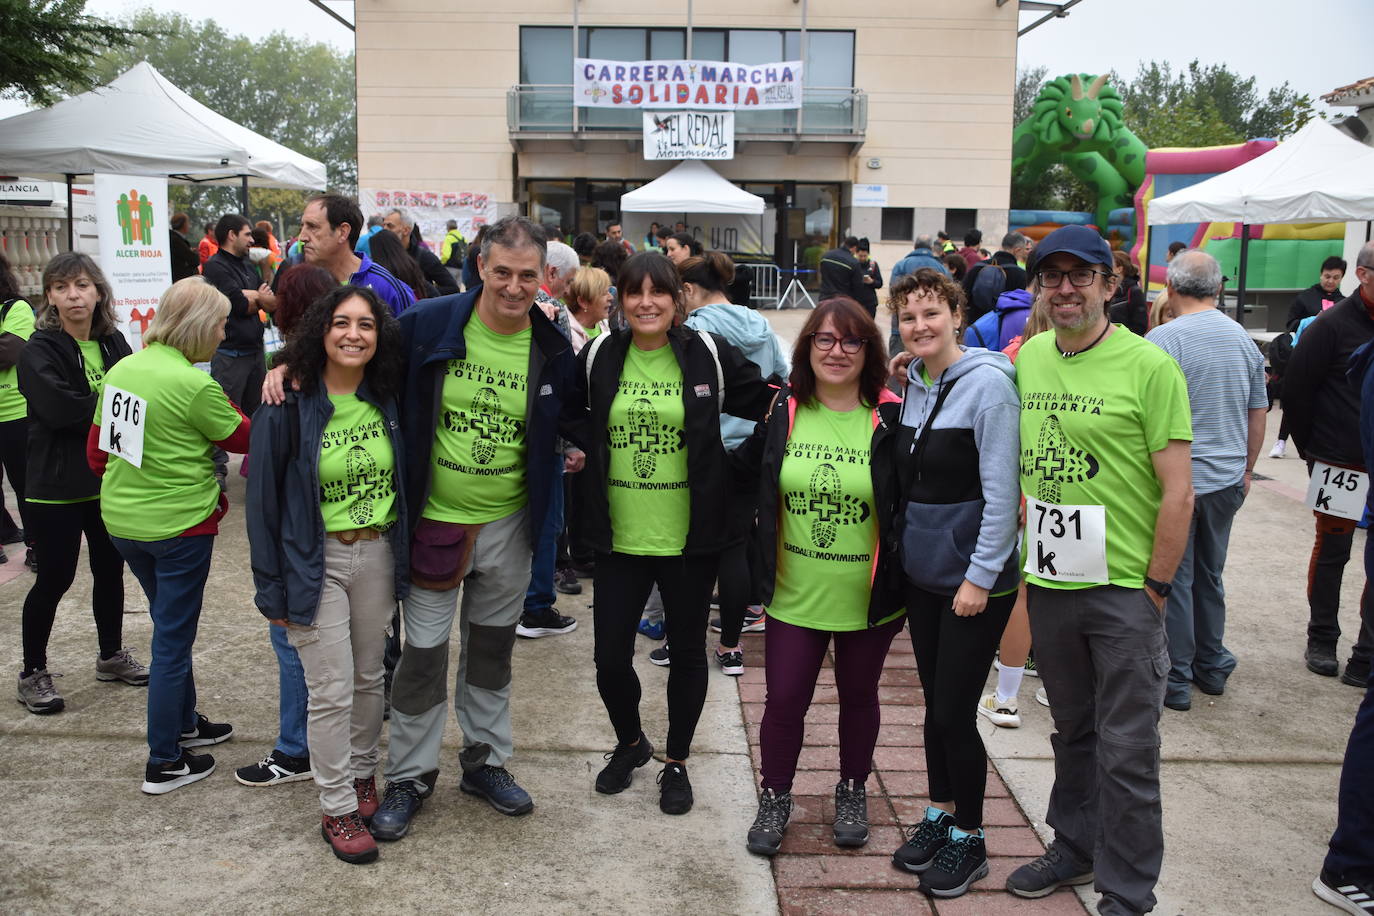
0,0,154,106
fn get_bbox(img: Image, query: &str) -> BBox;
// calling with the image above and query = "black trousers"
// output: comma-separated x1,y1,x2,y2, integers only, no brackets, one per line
0,417,30,538
592,550,719,760
21,499,125,672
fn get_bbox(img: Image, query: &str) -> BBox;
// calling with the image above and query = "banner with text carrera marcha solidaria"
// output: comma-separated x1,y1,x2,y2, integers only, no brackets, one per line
93,172,171,350
575,58,803,110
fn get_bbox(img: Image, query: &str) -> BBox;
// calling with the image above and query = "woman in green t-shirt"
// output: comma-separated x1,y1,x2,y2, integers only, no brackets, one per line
732,296,906,859
93,277,249,796
16,253,139,716
0,250,35,569
247,285,408,866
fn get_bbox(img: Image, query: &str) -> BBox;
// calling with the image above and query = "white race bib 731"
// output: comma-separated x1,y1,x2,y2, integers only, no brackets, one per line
1306,461,1369,522
99,385,146,469
1024,497,1109,584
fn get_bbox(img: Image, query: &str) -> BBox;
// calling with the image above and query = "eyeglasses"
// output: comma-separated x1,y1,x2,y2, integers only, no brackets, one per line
811,332,866,354
1036,268,1112,288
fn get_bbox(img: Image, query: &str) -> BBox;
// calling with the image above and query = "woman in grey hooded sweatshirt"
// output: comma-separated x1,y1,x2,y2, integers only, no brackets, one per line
886,267,1022,899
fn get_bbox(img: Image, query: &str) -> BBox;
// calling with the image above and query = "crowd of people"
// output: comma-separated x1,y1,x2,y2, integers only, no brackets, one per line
3,199,1371,915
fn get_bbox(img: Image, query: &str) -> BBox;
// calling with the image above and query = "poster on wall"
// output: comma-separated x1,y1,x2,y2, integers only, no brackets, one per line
93,172,171,349
643,111,734,160
622,211,773,257
359,189,494,255
576,58,803,110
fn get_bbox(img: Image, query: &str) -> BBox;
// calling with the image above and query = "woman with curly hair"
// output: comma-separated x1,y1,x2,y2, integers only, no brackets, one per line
247,284,409,865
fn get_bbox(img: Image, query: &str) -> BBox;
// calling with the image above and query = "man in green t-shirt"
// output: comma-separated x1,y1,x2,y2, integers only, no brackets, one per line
1005,227,1194,916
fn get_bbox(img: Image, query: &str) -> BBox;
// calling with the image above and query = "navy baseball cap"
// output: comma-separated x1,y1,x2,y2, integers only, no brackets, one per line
1027,225,1114,275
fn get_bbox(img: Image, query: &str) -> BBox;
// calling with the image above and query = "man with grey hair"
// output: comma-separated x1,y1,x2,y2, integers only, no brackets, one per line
1285,240,1374,689
1146,249,1268,711
384,207,459,296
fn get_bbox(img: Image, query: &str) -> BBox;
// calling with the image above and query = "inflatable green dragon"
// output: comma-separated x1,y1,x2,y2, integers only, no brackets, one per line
1012,73,1148,231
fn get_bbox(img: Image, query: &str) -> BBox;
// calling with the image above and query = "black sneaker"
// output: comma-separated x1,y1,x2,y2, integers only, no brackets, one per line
648,644,670,667
141,749,215,795
24,547,35,572
746,788,792,856
0,527,24,545
234,749,313,786
833,778,870,847
516,608,578,638
1307,644,1339,677
1005,841,1095,898
919,827,989,898
370,780,425,841
893,807,956,873
715,648,744,676
569,560,595,579
179,713,234,747
1313,867,1374,915
710,607,766,633
657,762,693,815
553,567,583,595
596,732,655,794
1341,657,1370,689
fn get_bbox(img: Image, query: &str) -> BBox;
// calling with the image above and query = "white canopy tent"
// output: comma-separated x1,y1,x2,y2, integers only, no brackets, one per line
620,160,765,215
1148,120,1374,315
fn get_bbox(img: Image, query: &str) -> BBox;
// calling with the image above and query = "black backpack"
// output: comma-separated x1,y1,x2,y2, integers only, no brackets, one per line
445,235,468,268
1268,331,1294,378
969,263,1007,321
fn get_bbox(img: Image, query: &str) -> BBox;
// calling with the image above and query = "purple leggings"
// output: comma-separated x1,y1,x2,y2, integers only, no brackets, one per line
759,614,905,793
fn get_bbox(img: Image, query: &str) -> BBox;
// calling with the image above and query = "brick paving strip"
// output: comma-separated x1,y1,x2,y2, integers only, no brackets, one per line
737,627,1089,916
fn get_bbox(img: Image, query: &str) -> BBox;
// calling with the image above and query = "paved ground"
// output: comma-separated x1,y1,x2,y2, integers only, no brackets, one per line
0,309,1363,915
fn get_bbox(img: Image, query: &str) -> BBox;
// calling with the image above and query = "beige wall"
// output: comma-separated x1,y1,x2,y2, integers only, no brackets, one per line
356,0,1017,267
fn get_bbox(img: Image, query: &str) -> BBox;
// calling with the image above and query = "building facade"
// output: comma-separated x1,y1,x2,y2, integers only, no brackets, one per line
355,0,1018,280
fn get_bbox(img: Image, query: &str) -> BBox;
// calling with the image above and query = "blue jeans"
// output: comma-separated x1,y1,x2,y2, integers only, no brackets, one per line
523,455,565,614
1165,482,1244,701
269,624,309,758
1327,680,1374,877
112,534,215,764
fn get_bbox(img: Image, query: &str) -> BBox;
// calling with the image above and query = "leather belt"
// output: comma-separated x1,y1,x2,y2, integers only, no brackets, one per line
329,527,382,544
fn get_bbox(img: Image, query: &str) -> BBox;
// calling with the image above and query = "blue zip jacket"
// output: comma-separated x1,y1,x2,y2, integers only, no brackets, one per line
890,246,948,282
247,381,410,624
397,287,579,546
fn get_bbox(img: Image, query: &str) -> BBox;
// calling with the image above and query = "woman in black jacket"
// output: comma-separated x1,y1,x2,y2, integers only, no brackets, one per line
15,253,139,715
571,251,774,816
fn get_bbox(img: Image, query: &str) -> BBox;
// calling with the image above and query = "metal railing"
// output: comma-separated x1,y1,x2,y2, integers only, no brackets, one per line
507,85,866,137
745,263,781,309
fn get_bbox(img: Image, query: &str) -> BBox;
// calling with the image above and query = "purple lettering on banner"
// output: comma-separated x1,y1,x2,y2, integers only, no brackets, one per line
657,65,668,81
630,66,640,81
615,65,626,81
672,65,685,81
583,64,595,79
736,67,747,82
782,67,794,82
720,68,733,83
751,68,761,84
701,66,717,81
599,66,612,81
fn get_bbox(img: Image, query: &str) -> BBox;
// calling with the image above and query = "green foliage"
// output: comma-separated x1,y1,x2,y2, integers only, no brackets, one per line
0,0,155,106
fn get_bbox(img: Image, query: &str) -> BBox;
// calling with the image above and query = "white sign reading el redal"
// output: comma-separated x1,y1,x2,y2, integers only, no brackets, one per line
93,172,170,350
643,111,735,160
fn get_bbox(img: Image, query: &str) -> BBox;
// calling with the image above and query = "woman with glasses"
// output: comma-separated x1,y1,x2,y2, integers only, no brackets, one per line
736,296,905,858
886,268,1021,899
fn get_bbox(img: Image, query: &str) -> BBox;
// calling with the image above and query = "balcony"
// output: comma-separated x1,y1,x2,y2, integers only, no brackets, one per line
507,85,867,154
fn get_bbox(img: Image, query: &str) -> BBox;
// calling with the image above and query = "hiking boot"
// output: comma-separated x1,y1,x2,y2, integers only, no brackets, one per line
1006,841,1094,898
1342,657,1370,689
893,807,956,873
1313,867,1374,915
320,811,378,865
833,778,870,847
370,780,425,841
179,713,234,747
16,668,64,714
141,749,215,795
1307,644,1339,677
354,776,379,821
234,749,313,786
977,693,1021,728
516,608,577,638
746,788,793,856
95,648,150,686
649,644,671,667
715,648,744,676
920,827,989,898
553,567,582,595
710,606,766,633
460,765,534,816
596,732,654,794
637,617,665,640
657,762,693,815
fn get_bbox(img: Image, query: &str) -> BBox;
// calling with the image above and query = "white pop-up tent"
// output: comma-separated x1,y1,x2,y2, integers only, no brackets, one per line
620,160,766,215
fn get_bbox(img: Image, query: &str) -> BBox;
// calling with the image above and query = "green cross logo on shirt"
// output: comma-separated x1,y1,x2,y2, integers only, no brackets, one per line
320,445,396,526
1020,413,1099,504
608,397,685,479
784,462,870,549
443,386,526,465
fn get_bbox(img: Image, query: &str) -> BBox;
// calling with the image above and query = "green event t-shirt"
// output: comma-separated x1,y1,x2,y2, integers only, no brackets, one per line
769,402,900,632
424,313,531,524
607,343,689,555
319,394,397,533
585,324,602,340
97,342,243,541
29,338,107,507
0,299,35,422
1017,326,1192,590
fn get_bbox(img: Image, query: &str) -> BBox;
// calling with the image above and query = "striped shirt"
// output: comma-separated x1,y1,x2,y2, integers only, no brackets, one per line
351,254,416,316
1146,308,1267,494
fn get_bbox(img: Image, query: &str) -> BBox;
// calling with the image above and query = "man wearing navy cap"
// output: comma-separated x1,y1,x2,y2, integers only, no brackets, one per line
1006,225,1194,915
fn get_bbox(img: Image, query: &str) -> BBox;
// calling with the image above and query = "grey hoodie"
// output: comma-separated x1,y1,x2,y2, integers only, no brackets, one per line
685,303,790,449
897,346,1021,595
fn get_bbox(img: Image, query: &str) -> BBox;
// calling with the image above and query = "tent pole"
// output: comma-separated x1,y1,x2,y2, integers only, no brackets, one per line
65,174,74,251
1235,223,1249,325
1140,220,1151,326
240,176,249,215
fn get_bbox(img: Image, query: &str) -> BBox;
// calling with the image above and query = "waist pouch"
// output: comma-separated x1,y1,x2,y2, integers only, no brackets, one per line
410,518,484,590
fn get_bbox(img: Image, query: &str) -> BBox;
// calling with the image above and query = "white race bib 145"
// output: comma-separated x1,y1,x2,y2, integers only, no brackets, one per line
1305,461,1369,522
99,385,146,469
1024,497,1109,584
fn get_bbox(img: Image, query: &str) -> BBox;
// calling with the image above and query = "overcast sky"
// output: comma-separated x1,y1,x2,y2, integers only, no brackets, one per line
3,0,1370,121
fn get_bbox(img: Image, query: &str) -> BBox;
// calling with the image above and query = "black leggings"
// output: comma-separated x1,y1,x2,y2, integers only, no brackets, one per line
0,417,30,538
907,583,1016,830
21,499,126,672
593,550,719,760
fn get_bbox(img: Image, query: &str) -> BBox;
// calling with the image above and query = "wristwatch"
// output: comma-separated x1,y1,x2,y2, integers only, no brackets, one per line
1144,576,1173,598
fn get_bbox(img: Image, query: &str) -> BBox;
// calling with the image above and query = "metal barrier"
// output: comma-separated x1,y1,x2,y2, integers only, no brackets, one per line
746,263,781,309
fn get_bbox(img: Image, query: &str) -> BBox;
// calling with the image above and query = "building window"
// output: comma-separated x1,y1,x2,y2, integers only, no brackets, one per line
944,208,978,240
881,208,913,243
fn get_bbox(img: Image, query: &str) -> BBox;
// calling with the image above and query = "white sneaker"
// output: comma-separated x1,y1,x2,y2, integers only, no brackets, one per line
977,693,1021,728
1035,686,1050,708
1269,440,1286,459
